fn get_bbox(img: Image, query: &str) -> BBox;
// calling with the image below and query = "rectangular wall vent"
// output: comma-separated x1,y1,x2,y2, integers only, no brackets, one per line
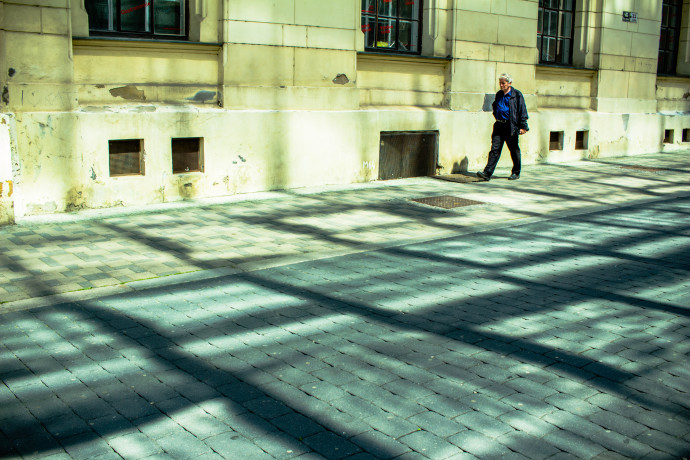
109,139,144,176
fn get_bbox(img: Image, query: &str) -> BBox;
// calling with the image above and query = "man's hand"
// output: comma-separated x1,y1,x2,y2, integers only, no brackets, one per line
519,129,527,135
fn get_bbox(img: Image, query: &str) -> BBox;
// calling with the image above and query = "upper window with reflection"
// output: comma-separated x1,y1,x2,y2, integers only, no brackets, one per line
85,0,187,39
361,0,422,54
658,0,682,75
537,0,575,65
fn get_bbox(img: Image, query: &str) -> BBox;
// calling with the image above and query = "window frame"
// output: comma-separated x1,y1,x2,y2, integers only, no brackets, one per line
537,0,576,66
658,0,683,75
85,0,189,41
361,0,423,55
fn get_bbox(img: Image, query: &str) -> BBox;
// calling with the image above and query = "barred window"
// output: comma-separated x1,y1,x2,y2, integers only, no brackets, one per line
537,0,575,65
658,0,682,75
85,0,186,38
361,0,422,54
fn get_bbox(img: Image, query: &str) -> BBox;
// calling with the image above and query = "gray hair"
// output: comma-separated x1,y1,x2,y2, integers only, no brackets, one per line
498,73,513,83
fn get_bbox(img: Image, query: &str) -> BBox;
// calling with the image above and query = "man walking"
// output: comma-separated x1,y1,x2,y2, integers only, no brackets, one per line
476,73,529,181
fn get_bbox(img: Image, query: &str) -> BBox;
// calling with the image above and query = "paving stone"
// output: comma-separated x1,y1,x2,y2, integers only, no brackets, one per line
587,409,649,439
108,432,164,458
454,410,515,438
635,429,690,455
243,397,294,420
417,394,473,419
42,413,92,439
448,430,514,457
497,431,562,460
299,381,349,402
398,430,463,459
271,412,325,439
542,429,607,459
156,430,216,458
62,433,118,459
111,394,161,420
302,431,362,460
204,432,273,459
544,393,600,417
499,411,558,437
408,411,466,438
363,413,419,439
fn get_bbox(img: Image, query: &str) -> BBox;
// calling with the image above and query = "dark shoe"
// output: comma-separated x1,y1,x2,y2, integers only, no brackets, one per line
476,171,490,181
509,174,520,180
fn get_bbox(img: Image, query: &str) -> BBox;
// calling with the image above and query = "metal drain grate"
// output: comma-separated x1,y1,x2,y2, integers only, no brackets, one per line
411,195,485,209
618,165,670,172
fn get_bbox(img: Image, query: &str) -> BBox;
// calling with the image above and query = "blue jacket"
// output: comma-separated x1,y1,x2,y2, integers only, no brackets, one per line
493,88,529,136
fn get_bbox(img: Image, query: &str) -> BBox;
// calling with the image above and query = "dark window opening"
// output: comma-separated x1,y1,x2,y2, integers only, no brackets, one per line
537,0,575,65
362,0,422,54
682,129,690,142
172,137,203,173
549,131,564,150
658,0,682,75
575,130,588,150
664,129,674,143
109,139,144,176
379,131,438,180
85,0,187,39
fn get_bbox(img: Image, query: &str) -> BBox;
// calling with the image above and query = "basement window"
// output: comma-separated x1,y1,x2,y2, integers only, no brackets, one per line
575,130,588,150
682,129,690,142
664,129,674,143
549,131,564,150
172,137,203,173
109,139,144,176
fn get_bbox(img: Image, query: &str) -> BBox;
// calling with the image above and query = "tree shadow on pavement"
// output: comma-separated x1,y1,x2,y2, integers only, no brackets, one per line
2,197,690,458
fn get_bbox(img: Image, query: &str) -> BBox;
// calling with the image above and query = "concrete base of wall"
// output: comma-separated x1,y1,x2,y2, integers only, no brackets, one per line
5,106,686,222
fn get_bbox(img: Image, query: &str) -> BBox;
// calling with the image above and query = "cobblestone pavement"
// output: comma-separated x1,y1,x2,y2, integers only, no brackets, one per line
1,152,689,309
1,152,689,459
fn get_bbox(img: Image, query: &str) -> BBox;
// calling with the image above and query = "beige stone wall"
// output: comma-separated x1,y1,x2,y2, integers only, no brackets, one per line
221,0,360,110
447,0,538,112
2,0,690,223
593,0,660,112
1,0,75,112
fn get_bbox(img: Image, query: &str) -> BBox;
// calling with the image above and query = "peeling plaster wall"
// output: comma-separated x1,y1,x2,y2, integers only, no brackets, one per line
9,106,676,219
0,114,16,224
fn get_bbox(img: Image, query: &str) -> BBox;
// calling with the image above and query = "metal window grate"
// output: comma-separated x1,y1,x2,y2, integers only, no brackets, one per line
379,131,438,180
411,195,485,209
109,139,144,176
172,137,203,174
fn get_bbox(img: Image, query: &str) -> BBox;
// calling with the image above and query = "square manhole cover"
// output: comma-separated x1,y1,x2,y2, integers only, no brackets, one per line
410,195,485,209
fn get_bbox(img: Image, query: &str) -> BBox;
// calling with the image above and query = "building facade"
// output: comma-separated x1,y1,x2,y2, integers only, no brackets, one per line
1,0,689,224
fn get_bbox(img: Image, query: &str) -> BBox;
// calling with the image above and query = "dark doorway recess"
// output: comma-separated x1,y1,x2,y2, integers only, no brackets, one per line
378,131,438,180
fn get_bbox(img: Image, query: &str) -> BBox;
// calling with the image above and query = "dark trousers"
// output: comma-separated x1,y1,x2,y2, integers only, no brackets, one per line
483,121,521,177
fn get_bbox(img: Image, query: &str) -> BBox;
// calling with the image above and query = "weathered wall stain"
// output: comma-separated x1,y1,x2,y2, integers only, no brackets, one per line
110,86,146,101
333,74,350,85
186,90,216,103
66,188,88,212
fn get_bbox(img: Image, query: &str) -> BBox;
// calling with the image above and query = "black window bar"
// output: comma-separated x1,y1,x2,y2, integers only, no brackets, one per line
361,0,422,54
85,0,188,39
